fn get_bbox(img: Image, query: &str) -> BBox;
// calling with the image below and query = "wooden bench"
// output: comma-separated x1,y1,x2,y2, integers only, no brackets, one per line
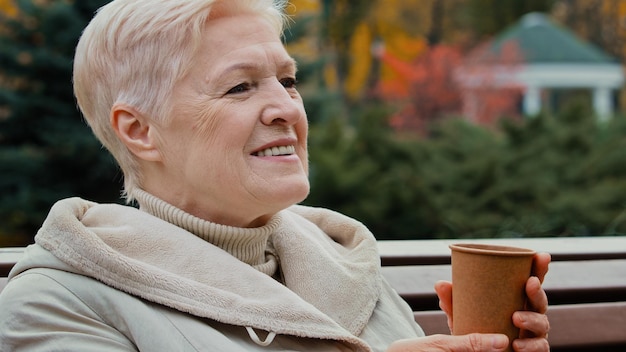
379,237,626,352
2,237,626,351
0,247,24,292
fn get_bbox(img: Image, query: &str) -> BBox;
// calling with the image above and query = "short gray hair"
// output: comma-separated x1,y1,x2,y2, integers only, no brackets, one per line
73,0,289,201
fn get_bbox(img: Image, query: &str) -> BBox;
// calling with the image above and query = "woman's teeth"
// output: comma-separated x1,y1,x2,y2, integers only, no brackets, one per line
254,145,296,157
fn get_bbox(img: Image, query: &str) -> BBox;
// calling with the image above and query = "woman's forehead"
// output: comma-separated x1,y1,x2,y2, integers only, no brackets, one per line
196,15,287,62
203,14,282,47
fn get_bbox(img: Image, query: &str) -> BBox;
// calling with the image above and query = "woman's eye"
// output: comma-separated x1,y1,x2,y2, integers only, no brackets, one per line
280,77,298,89
226,83,251,94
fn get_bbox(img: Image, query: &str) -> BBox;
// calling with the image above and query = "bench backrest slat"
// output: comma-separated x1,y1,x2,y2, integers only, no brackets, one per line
1,238,625,351
378,236,626,266
0,247,26,277
381,259,626,310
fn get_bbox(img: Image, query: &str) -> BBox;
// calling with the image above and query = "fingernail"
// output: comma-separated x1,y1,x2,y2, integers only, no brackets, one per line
491,335,509,350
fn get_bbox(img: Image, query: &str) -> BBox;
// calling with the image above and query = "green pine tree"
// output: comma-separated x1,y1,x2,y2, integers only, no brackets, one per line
0,0,120,246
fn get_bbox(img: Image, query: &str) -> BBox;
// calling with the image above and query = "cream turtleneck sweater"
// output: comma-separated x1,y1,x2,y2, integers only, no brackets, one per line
134,189,280,277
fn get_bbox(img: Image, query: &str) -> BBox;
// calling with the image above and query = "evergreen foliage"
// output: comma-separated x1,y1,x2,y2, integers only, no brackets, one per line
305,100,626,239
1,0,625,245
0,0,120,245
283,13,344,125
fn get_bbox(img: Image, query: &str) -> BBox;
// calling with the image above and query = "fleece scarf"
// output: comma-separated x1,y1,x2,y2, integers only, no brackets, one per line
31,197,383,349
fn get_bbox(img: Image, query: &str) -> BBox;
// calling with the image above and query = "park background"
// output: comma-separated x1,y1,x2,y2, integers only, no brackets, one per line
2,0,626,246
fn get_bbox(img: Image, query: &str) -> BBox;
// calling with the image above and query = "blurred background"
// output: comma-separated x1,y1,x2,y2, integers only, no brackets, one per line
2,0,626,246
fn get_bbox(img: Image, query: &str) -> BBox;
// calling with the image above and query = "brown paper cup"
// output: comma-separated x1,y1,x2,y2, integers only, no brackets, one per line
450,243,535,351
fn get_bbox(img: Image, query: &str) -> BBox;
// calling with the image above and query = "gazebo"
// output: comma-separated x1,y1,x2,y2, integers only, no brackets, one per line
457,12,624,121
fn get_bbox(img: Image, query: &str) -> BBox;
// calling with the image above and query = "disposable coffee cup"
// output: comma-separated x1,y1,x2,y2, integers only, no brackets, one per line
450,243,535,352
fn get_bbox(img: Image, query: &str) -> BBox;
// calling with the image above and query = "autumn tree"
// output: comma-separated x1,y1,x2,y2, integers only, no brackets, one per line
462,0,556,40
0,0,16,17
298,0,442,105
374,44,463,132
551,0,626,61
550,0,626,107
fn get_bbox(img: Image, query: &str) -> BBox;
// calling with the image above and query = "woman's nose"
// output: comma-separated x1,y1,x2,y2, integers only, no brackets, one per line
260,80,304,126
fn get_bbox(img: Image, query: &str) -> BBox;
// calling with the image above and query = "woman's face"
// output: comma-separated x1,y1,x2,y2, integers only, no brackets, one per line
147,14,310,227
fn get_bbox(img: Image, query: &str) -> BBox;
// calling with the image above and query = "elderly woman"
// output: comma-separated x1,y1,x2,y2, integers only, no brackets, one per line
0,0,550,351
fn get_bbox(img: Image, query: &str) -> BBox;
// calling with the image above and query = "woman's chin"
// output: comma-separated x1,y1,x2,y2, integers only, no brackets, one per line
266,180,310,208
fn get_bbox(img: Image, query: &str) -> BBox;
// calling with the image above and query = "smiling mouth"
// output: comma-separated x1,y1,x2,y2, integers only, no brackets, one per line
253,145,296,157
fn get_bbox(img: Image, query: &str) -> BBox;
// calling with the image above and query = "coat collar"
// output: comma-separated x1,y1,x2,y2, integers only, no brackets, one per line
29,198,382,349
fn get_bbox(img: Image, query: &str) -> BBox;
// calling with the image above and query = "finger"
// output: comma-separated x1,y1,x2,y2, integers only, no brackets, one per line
434,280,453,330
531,252,551,283
434,280,452,313
525,276,548,314
513,311,550,338
512,336,550,352
388,334,509,352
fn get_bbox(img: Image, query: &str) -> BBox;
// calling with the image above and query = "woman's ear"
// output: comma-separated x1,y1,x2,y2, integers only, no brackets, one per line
111,104,162,161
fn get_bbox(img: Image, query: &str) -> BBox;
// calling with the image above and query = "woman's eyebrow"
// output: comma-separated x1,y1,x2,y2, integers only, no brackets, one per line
221,58,298,75
222,62,258,74
280,58,298,72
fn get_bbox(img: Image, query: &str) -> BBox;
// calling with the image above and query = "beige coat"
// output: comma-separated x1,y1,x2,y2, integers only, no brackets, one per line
0,198,424,351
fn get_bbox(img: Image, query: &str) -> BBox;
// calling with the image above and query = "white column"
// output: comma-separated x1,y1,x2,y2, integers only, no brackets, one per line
461,90,478,122
523,86,541,117
593,87,612,122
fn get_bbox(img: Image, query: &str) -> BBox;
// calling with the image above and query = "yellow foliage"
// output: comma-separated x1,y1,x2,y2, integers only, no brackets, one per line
287,0,319,16
286,0,432,99
344,0,431,99
603,0,626,108
0,0,17,18
324,62,338,90
379,34,427,84
344,22,372,99
611,0,626,59
285,0,320,61
373,0,432,37
372,0,431,84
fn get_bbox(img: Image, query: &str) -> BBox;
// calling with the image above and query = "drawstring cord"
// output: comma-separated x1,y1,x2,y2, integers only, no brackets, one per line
245,326,277,347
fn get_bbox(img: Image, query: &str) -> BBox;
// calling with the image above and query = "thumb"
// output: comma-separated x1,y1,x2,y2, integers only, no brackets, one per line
457,333,509,351
388,333,509,352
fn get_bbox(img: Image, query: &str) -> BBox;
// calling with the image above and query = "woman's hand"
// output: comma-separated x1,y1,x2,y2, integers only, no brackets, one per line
387,333,511,352
430,252,551,352
513,252,551,350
